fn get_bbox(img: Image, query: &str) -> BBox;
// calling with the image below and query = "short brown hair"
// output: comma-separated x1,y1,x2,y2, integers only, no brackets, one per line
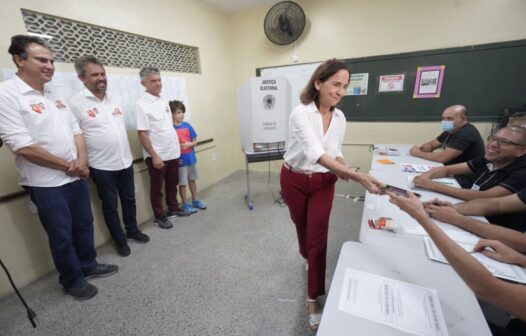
169,100,185,113
300,59,349,111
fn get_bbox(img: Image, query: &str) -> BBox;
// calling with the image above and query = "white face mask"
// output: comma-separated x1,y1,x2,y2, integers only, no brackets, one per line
441,120,454,132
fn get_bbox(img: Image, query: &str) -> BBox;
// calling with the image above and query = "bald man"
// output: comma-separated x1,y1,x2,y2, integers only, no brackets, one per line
410,105,485,186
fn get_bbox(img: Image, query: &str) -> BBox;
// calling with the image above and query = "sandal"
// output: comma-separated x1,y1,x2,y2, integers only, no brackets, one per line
305,299,322,331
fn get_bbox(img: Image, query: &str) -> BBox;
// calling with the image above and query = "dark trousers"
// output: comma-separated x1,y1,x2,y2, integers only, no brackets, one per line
280,164,338,299
90,165,138,242
26,180,97,289
145,157,180,219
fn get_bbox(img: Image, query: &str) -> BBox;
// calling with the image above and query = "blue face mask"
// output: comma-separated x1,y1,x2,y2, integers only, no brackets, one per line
441,121,455,132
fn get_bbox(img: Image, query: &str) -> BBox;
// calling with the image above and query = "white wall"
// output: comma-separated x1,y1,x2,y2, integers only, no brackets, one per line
229,0,526,170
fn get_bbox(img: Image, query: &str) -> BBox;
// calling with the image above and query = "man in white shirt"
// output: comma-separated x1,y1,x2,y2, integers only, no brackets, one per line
136,67,188,229
69,56,150,257
0,35,117,300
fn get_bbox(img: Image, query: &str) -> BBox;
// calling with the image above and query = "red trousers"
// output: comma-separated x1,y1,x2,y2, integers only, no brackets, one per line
145,157,180,219
280,164,338,299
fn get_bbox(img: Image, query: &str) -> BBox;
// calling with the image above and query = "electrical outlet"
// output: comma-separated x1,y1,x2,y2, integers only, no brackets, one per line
211,152,217,161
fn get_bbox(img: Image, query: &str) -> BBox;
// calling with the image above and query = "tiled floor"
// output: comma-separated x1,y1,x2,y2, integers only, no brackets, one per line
0,170,365,336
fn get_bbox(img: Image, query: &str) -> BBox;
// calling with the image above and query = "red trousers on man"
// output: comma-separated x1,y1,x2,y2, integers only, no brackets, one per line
145,157,180,219
280,164,338,299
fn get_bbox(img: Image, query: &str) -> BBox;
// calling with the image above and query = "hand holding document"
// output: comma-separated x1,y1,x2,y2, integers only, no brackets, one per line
339,268,449,336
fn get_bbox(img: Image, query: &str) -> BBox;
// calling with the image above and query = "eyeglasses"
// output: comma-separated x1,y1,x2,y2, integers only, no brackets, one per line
487,135,525,147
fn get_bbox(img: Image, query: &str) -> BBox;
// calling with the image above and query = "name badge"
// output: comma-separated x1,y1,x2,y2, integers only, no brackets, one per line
471,184,480,191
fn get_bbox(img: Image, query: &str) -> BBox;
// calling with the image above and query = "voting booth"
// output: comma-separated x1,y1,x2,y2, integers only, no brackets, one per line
236,77,291,153
236,77,291,209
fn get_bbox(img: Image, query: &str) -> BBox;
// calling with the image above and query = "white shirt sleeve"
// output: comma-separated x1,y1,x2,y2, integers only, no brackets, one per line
68,97,82,123
65,101,82,135
70,112,82,135
135,102,150,131
289,109,325,164
0,93,35,152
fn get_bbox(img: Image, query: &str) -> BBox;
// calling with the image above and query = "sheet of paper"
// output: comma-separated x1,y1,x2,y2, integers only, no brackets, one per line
400,163,440,173
339,268,449,336
378,74,405,92
347,72,369,95
424,237,526,284
403,224,427,235
443,230,479,251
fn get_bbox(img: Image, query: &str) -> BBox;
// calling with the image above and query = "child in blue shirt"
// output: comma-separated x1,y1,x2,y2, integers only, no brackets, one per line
169,100,206,213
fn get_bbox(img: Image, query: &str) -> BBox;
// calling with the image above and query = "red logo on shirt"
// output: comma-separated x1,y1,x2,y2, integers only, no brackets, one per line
30,103,45,113
112,108,123,116
86,108,98,118
55,100,67,109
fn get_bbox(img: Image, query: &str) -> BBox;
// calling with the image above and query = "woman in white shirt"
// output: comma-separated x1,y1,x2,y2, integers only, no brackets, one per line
280,59,382,331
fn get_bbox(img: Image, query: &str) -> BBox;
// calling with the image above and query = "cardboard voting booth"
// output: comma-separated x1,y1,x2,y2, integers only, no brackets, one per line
236,77,291,153
236,77,291,209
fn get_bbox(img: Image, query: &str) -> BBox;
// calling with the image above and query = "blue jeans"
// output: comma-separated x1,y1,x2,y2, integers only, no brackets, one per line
26,180,97,289
90,165,138,241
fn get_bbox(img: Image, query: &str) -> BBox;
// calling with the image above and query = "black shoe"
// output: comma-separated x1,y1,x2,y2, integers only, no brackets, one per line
127,231,150,243
64,280,98,301
154,217,173,229
166,209,191,218
115,239,131,257
84,264,119,280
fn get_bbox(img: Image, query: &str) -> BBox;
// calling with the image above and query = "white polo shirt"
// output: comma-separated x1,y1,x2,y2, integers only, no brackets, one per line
0,75,80,187
69,88,133,171
135,91,180,161
283,101,346,173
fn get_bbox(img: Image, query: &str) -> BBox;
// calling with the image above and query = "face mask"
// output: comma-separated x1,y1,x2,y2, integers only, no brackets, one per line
441,121,455,132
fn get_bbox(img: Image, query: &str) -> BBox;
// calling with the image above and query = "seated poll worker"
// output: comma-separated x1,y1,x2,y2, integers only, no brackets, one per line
425,188,526,237
412,126,526,231
410,105,484,187
387,191,526,325
279,59,382,332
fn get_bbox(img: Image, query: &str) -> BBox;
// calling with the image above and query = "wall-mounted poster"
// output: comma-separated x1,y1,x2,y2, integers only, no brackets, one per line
378,74,405,93
347,73,369,95
413,65,445,98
